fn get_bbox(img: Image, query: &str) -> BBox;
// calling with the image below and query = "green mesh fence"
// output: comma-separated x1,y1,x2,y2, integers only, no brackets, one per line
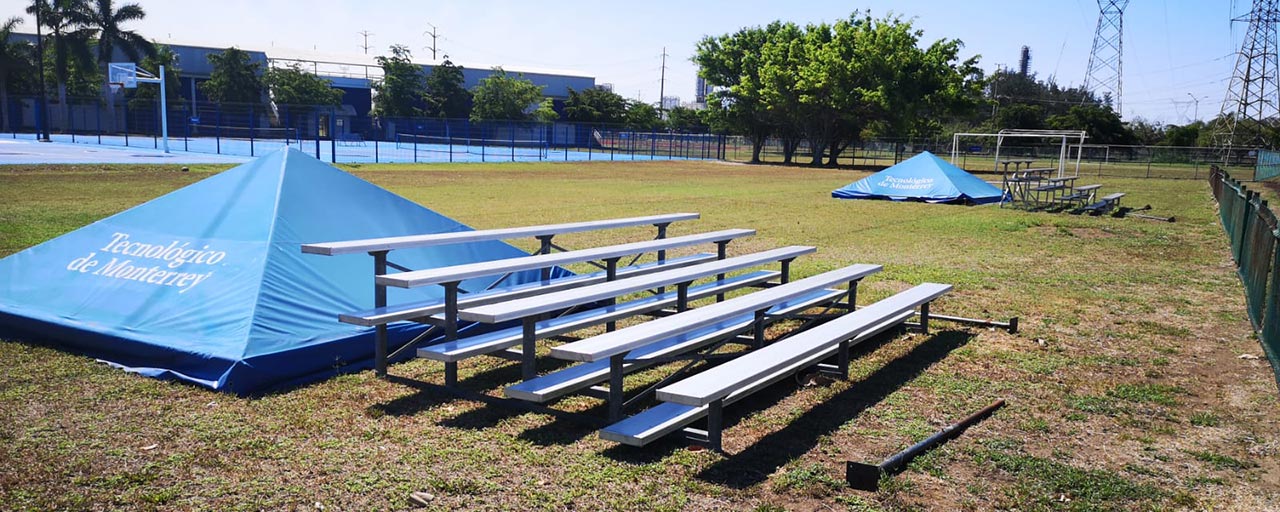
1210,166,1280,390
1257,150,1280,181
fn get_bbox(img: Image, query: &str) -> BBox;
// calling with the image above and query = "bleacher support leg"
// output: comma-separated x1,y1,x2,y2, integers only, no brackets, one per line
919,303,931,333
445,362,458,387
537,235,554,281
609,354,625,421
780,258,793,284
753,309,767,348
522,318,538,381
837,339,851,378
846,280,859,311
716,241,729,302
606,258,619,332
707,400,724,453
372,250,389,378
676,282,690,312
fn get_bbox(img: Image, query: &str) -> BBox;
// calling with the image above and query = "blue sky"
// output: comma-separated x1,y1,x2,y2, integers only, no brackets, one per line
2,0,1244,125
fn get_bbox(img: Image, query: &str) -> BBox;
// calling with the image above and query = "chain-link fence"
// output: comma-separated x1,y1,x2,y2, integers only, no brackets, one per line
725,136,1257,180
3,95,727,164
1209,165,1280,390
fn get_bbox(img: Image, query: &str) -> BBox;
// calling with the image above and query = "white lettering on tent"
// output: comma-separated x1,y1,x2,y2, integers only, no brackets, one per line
876,176,935,191
64,232,224,293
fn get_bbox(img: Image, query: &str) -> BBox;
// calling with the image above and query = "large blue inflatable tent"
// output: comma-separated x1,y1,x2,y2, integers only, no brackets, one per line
831,151,1006,204
0,148,561,393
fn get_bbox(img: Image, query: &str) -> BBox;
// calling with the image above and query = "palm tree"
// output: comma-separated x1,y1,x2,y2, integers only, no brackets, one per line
80,0,153,130
26,0,93,131
0,17,34,133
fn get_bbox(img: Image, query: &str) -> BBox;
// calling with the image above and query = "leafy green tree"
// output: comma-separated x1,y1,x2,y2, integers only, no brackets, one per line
1046,105,1135,145
562,86,627,124
266,63,342,106
81,0,153,129
986,69,1100,128
469,67,544,122
125,43,182,111
665,105,707,132
532,97,558,123
624,100,661,130
28,0,94,129
423,58,470,119
994,104,1045,130
200,47,265,107
694,24,776,163
757,21,808,163
0,16,35,132
1127,117,1164,146
371,44,424,117
1162,122,1202,147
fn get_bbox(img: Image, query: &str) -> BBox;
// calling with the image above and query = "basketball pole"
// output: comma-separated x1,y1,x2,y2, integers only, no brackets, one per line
134,65,169,153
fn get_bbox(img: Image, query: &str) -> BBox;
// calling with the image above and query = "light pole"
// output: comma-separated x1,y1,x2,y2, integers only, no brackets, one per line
1187,92,1199,122
34,1,50,141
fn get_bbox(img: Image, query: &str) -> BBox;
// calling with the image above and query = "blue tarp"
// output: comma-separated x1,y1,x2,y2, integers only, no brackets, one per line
832,151,1006,204
0,148,562,393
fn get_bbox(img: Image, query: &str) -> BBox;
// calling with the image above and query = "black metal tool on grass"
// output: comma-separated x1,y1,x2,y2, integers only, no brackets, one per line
1117,204,1176,223
845,399,1006,491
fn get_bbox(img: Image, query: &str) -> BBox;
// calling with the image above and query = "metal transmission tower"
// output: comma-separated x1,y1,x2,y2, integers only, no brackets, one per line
1213,0,1280,151
1083,0,1129,115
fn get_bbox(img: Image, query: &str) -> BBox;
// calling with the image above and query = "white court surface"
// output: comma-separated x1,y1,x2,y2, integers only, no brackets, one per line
0,138,249,165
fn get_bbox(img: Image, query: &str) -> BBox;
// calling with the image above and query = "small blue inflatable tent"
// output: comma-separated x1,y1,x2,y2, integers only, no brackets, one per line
0,148,559,393
832,151,1006,204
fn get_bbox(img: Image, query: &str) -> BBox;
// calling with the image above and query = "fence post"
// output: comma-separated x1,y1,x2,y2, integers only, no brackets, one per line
215,104,221,154
330,106,337,163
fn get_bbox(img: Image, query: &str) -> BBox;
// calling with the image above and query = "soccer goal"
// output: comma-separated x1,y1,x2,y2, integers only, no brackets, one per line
950,129,1088,178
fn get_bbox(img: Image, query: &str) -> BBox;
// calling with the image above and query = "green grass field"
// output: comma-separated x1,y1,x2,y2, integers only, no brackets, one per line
1,160,1278,511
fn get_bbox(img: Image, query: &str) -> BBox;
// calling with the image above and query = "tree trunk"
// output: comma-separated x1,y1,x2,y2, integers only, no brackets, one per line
750,132,766,164
809,138,825,166
57,81,68,132
0,76,9,133
826,143,844,167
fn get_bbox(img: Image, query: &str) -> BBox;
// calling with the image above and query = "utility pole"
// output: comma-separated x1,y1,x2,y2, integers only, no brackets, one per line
424,23,439,60
35,2,50,141
1213,0,1280,154
1187,92,1199,122
658,47,668,117
358,30,374,55
1083,0,1129,115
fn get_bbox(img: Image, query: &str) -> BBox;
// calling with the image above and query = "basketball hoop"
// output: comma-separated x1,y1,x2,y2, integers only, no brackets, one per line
107,82,125,94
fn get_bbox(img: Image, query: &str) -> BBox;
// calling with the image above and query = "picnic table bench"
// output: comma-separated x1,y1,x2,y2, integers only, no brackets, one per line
1074,192,1125,216
616,282,952,451
998,159,1034,172
420,246,815,384
302,213,704,376
1056,184,1102,206
546,264,882,420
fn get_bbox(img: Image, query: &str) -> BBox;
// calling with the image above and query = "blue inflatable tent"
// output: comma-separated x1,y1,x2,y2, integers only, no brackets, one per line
0,148,558,393
832,151,1006,204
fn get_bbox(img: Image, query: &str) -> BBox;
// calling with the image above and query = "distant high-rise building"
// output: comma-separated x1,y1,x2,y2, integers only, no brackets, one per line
662,96,680,110
1019,46,1031,76
695,76,709,103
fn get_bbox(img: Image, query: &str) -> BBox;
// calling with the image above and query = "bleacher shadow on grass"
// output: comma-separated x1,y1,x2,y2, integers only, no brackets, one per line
692,329,975,489
594,327,914,465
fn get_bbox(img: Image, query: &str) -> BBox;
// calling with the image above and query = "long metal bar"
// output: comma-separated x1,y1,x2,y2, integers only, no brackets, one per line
928,313,1019,333
846,399,1006,490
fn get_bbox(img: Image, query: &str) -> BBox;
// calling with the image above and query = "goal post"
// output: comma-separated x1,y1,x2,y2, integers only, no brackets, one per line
951,129,1088,178
109,62,169,153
